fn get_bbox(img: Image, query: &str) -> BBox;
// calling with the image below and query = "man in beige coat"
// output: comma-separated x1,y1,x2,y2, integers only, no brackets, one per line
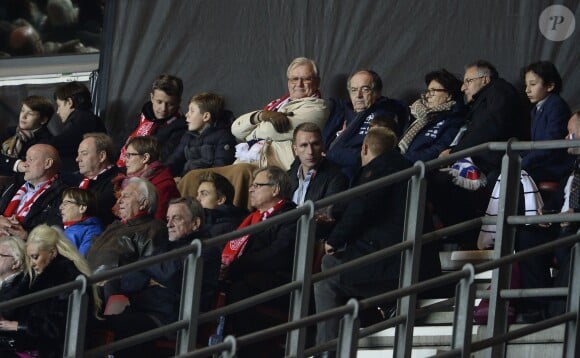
231,57,329,170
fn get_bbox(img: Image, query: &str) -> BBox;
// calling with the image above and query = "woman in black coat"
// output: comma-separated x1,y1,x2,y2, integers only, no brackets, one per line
0,225,100,358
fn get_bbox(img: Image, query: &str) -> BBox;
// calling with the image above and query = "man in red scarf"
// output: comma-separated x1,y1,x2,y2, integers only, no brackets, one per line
0,144,65,239
221,166,297,357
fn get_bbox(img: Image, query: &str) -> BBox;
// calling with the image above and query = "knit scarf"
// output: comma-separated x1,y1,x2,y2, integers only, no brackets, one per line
398,99,455,154
221,199,287,267
1,127,37,158
3,174,57,222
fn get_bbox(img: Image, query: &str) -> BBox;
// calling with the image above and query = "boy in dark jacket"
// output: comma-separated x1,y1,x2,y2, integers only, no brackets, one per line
165,92,237,178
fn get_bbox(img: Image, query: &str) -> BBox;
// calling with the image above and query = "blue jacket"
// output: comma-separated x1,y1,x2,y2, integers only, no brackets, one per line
403,102,467,163
521,94,573,182
323,96,408,179
64,216,103,256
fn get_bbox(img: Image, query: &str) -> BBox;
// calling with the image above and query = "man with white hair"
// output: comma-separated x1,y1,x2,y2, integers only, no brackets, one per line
87,177,167,275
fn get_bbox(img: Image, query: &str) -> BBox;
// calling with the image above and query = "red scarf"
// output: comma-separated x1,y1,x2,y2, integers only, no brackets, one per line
221,199,287,266
79,165,113,189
63,216,89,229
117,114,159,167
262,90,322,112
3,175,57,222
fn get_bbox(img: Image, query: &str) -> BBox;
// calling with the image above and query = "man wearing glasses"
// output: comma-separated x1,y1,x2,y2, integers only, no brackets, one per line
439,60,524,177
430,60,524,248
231,57,329,170
323,69,409,179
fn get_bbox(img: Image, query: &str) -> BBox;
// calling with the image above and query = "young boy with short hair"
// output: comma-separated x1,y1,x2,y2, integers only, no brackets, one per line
0,95,54,175
164,92,236,178
117,74,187,167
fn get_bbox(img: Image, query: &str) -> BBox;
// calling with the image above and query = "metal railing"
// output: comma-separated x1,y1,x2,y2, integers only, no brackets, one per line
1,139,580,358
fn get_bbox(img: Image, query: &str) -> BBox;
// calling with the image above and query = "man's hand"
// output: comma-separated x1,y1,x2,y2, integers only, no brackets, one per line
0,216,27,240
0,320,18,331
259,111,291,133
438,149,451,158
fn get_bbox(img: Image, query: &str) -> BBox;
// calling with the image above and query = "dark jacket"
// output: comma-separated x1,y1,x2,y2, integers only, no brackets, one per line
87,215,168,273
228,201,297,281
130,102,187,163
165,115,237,177
64,216,103,256
83,165,120,227
0,271,27,320
288,157,349,204
8,255,94,358
204,205,248,238
324,96,409,178
327,150,411,286
521,94,573,182
0,125,53,175
404,102,467,163
450,78,524,175
49,109,107,180
120,229,220,322
0,176,65,231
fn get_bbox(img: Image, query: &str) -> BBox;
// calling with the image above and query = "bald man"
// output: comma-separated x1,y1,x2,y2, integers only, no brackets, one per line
0,144,66,239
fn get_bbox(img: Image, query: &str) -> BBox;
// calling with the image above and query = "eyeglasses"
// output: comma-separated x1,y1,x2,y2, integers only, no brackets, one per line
423,88,447,97
463,76,485,85
61,199,79,206
125,152,144,159
349,86,373,94
249,182,275,189
288,77,314,84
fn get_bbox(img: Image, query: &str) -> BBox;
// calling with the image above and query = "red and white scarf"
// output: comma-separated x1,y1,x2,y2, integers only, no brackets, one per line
117,114,159,167
262,90,321,112
79,165,113,189
3,175,57,222
221,199,287,267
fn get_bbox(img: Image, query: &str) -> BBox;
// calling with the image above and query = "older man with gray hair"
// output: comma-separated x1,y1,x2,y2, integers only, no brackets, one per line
87,177,168,277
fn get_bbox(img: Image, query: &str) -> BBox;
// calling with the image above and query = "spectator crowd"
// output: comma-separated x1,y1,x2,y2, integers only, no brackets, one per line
0,56,577,357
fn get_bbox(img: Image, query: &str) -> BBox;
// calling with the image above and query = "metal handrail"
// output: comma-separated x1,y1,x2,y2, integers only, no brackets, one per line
2,139,579,358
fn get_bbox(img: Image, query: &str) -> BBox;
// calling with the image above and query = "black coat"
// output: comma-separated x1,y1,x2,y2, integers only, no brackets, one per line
204,205,248,238
83,165,120,227
165,119,237,177
0,176,65,231
288,157,349,205
49,109,107,179
228,201,297,281
0,126,53,175
450,78,524,175
120,230,220,322
8,255,93,358
133,102,188,163
327,150,411,286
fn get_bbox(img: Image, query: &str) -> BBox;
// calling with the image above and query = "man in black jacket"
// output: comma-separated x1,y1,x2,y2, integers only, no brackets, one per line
76,132,119,227
430,60,525,248
289,122,348,241
0,144,64,239
314,128,441,350
289,122,348,207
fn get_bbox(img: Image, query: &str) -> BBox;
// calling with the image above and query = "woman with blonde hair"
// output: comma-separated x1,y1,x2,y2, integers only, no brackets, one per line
0,225,100,357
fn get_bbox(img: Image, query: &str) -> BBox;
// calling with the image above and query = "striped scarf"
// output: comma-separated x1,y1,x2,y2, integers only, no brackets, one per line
3,175,57,222
221,199,287,267
399,99,455,153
